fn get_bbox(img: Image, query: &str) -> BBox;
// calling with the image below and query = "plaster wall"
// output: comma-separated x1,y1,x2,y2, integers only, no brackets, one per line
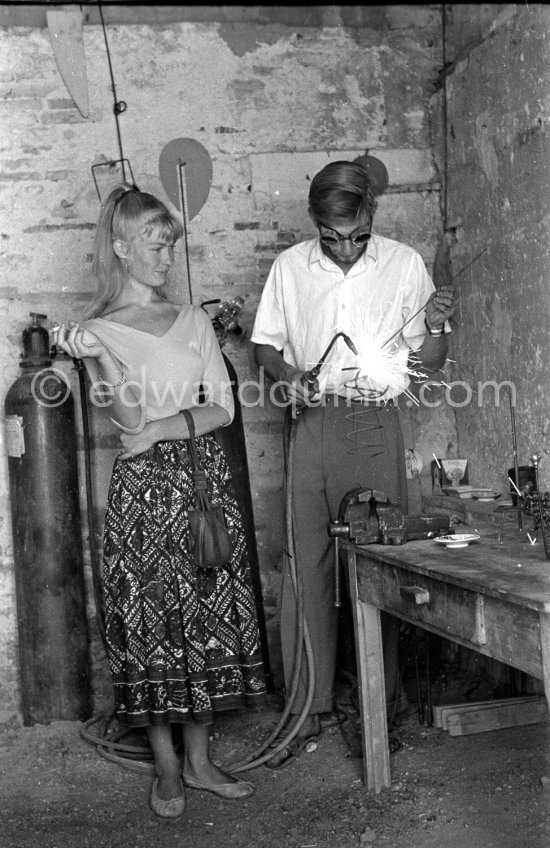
442,4,550,492
0,10,451,720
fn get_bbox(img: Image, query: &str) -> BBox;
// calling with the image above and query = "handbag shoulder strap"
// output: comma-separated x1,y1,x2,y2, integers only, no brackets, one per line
180,408,201,470
180,408,210,509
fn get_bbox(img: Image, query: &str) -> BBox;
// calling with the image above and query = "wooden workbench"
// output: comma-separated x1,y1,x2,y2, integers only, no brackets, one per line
343,531,550,792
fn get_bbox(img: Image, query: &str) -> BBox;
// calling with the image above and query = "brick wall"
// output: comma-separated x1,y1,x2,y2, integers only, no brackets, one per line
0,11,452,720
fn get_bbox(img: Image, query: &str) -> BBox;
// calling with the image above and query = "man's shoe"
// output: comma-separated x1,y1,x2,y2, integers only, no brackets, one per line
265,729,323,770
149,778,185,818
182,772,255,799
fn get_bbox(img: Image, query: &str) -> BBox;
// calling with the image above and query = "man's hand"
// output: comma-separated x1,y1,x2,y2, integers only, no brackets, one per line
254,344,321,408
280,368,320,406
425,285,458,330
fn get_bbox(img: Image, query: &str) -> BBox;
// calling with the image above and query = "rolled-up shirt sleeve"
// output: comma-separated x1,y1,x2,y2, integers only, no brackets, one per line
250,258,288,351
401,251,442,351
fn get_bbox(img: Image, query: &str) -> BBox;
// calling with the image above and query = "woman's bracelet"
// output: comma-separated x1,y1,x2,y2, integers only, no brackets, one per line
97,369,127,388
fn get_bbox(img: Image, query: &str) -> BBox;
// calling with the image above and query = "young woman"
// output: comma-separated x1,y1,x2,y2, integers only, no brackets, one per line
56,186,266,817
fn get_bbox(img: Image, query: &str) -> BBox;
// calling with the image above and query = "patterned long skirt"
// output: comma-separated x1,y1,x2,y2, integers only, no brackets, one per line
102,435,267,727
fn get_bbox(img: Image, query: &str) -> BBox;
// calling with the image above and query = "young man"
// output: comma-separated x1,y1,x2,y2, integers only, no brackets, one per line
252,160,457,765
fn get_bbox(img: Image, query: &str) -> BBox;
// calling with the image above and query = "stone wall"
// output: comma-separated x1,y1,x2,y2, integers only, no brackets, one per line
441,4,550,491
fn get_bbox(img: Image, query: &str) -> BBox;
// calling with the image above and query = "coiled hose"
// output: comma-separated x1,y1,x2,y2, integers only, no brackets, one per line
229,414,316,772
80,410,316,773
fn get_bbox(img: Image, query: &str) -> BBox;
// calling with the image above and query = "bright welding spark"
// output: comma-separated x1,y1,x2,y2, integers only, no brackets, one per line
347,318,428,404
342,311,457,404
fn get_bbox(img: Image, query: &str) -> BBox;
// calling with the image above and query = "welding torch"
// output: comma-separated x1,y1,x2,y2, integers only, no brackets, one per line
301,332,359,394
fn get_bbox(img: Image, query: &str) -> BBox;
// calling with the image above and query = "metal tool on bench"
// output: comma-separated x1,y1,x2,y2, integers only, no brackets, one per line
327,487,450,607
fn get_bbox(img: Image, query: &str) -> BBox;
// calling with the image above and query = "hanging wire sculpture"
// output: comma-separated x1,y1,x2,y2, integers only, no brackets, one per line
91,3,138,200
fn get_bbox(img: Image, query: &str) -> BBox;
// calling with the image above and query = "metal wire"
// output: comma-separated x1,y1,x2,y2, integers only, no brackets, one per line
343,405,386,459
98,3,129,184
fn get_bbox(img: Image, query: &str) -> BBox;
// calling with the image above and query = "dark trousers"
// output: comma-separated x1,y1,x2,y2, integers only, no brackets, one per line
281,397,407,715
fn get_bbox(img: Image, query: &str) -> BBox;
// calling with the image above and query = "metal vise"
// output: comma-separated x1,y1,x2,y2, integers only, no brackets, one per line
328,487,450,546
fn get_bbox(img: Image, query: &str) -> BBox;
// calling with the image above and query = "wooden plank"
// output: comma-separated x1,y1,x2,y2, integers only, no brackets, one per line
446,696,548,736
347,550,391,793
357,560,545,680
434,696,542,730
541,614,550,707
349,535,550,614
434,696,530,729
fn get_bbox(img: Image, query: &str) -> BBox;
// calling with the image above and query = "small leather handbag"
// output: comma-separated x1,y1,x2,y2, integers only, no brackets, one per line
180,408,233,570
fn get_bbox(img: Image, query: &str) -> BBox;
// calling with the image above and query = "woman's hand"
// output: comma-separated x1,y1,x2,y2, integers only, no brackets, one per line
118,424,157,460
54,321,106,360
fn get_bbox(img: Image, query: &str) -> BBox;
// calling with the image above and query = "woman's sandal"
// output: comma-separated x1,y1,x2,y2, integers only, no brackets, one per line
182,772,255,799
149,778,186,818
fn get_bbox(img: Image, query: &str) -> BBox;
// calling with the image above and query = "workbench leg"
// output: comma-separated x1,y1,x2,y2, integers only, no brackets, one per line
541,614,550,716
347,550,391,793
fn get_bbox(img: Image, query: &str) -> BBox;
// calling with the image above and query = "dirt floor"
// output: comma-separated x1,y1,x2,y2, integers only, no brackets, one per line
2,674,550,848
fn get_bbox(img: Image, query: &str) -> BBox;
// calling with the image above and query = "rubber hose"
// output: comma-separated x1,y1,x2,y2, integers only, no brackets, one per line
229,414,305,766
80,411,317,773
80,716,155,774
75,359,108,655
229,413,317,772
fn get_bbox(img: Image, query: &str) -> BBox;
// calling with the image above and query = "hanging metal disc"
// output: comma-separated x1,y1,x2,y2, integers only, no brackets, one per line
158,138,213,220
353,153,389,196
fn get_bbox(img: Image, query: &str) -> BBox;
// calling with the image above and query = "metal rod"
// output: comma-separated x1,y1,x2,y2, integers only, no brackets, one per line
177,161,194,305
382,293,435,348
509,387,522,529
334,537,341,608
451,247,488,282
532,455,545,540
441,3,449,230
412,634,424,725
382,247,488,348
425,632,433,727
508,476,522,498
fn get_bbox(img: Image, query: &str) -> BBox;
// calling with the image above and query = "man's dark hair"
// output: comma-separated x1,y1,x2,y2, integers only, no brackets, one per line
308,160,376,224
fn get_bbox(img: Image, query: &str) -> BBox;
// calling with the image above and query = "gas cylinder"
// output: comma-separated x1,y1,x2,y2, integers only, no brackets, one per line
4,313,90,725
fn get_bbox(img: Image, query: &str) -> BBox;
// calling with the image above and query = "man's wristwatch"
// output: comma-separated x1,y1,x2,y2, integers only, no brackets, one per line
425,317,444,337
